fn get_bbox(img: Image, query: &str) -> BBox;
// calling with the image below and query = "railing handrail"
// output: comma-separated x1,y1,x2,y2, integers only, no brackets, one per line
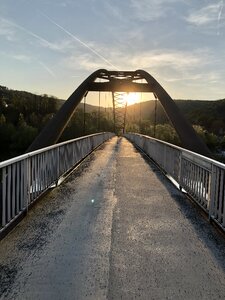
0,132,114,236
125,132,225,232
129,132,225,169
0,133,108,168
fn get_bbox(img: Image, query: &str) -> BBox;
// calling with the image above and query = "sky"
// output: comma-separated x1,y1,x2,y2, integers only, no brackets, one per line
0,0,225,105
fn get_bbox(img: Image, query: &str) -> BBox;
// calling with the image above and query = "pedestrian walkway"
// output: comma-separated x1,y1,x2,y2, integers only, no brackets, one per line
1,137,225,299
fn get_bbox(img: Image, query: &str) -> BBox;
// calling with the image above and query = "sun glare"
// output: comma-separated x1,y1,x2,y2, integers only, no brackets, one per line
125,93,140,106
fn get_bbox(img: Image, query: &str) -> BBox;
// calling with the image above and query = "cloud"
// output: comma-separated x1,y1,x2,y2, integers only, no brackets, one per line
39,38,75,52
40,11,119,70
185,3,223,26
63,53,108,71
165,72,220,83
102,1,125,22
62,42,211,76
125,49,208,71
56,42,225,100
11,54,31,62
0,50,32,63
0,16,74,53
129,0,180,21
0,17,59,49
0,17,16,41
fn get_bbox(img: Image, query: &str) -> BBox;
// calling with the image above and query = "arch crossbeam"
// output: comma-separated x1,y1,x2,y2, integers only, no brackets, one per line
27,69,211,157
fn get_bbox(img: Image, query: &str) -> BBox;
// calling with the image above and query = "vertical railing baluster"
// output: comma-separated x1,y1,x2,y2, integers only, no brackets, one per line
2,168,7,227
12,164,16,219
16,162,20,215
221,169,225,224
7,166,11,223
218,169,224,223
34,155,38,198
0,133,113,231
209,165,216,220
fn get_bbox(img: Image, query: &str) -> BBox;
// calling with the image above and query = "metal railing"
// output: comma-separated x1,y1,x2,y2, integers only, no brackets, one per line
0,133,114,232
125,133,225,231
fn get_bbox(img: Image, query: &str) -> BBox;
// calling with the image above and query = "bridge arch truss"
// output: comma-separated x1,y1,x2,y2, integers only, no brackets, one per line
27,69,211,157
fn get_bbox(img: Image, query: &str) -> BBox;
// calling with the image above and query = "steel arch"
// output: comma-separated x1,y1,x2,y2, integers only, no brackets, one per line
27,69,211,157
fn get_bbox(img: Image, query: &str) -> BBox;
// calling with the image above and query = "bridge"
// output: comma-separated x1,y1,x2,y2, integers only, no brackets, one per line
1,70,225,299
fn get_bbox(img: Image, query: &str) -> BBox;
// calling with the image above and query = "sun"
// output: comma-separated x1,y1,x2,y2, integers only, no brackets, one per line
125,93,140,106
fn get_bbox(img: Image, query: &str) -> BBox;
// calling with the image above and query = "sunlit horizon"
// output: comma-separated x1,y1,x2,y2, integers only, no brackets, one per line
125,93,140,106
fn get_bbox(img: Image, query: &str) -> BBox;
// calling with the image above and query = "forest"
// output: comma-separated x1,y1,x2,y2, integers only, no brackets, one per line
0,85,114,161
125,99,225,153
0,85,225,162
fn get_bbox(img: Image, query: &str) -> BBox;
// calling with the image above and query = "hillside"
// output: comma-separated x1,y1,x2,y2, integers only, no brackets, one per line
1,85,225,161
126,99,225,135
1,85,225,135
0,85,113,161
0,85,100,113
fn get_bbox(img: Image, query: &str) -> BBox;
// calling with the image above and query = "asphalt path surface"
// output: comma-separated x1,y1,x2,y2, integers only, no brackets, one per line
1,137,225,299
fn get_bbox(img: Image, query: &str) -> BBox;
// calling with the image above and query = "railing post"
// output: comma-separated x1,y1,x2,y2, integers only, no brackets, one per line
178,152,183,191
1,168,6,227
56,147,60,186
24,158,31,213
0,133,114,233
208,164,216,222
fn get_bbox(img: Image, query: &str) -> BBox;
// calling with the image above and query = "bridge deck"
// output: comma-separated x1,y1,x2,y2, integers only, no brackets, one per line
1,137,225,299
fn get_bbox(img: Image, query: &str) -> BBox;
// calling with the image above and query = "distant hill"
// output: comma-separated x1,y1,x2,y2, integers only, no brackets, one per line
176,99,225,135
1,84,225,161
0,85,114,161
126,99,225,135
0,85,101,113
57,98,104,113
1,84,225,135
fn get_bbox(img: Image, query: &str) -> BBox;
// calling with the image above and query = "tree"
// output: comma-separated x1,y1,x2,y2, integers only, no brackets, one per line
0,114,6,125
10,123,38,155
193,125,218,150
